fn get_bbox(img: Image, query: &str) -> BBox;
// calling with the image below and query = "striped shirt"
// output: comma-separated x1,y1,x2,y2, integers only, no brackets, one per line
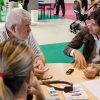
0,24,43,58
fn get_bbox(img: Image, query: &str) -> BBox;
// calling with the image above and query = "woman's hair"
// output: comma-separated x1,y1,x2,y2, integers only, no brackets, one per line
6,8,31,30
88,8,100,27
0,39,34,100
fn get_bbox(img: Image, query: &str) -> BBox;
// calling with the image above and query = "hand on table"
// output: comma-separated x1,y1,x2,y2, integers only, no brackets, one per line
34,60,45,74
74,50,88,69
83,63,99,79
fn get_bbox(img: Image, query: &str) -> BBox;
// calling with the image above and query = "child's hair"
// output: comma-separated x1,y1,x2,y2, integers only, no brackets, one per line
88,8,100,27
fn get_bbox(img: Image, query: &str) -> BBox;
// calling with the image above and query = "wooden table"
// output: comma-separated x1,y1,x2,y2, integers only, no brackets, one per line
38,2,52,18
41,63,100,100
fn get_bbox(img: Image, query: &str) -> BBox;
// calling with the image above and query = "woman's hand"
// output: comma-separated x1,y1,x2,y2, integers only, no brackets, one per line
27,72,45,100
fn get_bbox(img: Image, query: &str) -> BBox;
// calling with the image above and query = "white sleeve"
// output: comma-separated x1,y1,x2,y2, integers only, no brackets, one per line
28,32,43,58
70,49,76,56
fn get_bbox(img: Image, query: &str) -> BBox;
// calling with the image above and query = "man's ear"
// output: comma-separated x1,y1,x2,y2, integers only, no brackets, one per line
11,24,16,33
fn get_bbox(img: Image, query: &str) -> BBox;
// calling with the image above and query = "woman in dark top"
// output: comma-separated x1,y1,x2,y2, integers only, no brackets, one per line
21,0,29,11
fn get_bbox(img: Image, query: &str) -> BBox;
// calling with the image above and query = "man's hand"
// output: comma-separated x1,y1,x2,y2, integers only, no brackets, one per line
34,60,45,74
83,63,99,79
74,50,87,69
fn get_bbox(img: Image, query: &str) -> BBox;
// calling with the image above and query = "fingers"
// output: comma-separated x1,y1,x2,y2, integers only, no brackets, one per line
74,50,87,69
74,60,81,69
34,63,40,68
83,68,95,79
73,58,87,69
90,63,96,69
73,60,77,68
34,68,45,74
81,59,87,69
34,60,44,70
28,86,36,94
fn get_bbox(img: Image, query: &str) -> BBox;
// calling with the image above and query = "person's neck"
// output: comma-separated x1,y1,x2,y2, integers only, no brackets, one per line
97,35,100,39
14,82,27,100
6,28,16,39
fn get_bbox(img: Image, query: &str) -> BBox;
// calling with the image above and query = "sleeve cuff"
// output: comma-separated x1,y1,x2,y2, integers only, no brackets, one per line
70,49,76,56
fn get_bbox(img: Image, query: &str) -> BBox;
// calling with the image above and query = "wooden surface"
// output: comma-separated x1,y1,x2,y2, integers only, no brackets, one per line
41,63,100,100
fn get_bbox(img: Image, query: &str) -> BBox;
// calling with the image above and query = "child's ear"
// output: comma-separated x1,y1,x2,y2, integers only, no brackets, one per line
26,71,34,87
26,72,31,84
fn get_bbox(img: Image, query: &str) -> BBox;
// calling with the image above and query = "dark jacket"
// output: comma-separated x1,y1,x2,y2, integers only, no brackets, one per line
21,0,29,3
64,26,95,62
9,0,18,2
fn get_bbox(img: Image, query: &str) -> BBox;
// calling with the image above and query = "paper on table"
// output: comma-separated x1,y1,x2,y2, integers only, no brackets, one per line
46,98,60,100
60,84,89,100
81,79,100,100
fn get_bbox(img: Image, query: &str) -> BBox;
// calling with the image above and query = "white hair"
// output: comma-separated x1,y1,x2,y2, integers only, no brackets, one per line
6,8,31,30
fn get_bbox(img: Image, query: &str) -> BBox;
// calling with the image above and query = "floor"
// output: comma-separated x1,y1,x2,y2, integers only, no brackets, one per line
0,2,93,45
0,18,76,46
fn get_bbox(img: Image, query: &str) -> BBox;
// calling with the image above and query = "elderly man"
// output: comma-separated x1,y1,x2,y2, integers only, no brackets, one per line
0,8,45,74
64,8,100,79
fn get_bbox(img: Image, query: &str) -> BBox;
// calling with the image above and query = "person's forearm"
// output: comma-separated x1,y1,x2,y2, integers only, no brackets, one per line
16,98,26,100
64,46,74,57
21,0,25,3
35,93,45,100
34,55,46,65
97,0,100,3
94,0,100,4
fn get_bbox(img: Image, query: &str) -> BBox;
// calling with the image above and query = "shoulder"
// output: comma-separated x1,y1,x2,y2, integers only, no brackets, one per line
26,32,36,44
77,26,90,36
0,25,8,42
0,32,6,42
81,26,89,34
28,32,35,40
